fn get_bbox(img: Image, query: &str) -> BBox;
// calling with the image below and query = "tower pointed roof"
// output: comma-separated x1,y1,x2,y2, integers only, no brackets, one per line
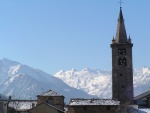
115,7,127,43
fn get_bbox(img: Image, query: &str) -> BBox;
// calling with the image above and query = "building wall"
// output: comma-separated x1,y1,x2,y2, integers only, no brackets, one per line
37,96,64,110
148,97,150,108
67,105,119,113
135,97,150,108
0,101,7,113
28,104,60,113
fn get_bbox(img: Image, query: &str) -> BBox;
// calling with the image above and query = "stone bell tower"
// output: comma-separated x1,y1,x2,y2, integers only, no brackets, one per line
111,7,134,104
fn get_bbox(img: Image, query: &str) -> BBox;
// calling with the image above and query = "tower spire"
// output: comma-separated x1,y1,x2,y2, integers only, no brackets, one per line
115,7,127,43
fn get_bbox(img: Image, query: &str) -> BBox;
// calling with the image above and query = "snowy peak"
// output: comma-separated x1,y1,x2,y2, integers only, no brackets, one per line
134,67,150,75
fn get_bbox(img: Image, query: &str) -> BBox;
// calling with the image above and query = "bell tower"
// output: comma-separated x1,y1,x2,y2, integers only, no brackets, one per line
111,7,134,104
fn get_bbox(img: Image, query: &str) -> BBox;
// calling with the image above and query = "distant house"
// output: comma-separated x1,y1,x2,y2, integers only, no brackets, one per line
134,91,150,108
37,89,65,111
27,89,65,113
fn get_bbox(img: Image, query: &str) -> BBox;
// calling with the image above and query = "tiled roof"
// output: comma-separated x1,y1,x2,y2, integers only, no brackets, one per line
39,90,63,96
69,98,120,106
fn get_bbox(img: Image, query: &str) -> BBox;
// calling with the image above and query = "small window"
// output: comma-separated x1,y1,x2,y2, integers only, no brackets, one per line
120,74,122,77
32,103,35,107
122,86,125,88
118,48,126,55
48,97,53,100
106,106,110,110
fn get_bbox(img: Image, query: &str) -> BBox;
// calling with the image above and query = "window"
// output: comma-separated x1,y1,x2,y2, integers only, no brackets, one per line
48,97,53,100
118,48,126,55
118,57,126,66
120,74,122,77
122,85,125,88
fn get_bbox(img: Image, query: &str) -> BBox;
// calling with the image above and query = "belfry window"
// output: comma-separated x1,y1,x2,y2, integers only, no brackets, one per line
118,57,126,66
118,48,126,55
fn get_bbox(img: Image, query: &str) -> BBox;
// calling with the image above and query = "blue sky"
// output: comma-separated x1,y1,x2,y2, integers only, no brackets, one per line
0,0,150,74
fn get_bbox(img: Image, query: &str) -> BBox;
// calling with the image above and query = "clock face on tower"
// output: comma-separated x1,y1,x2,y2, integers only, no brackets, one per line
118,57,126,66
118,48,126,55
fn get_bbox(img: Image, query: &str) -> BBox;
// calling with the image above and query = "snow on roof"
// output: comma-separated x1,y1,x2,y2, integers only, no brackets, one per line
8,100,37,111
69,98,120,106
138,108,150,113
39,89,63,97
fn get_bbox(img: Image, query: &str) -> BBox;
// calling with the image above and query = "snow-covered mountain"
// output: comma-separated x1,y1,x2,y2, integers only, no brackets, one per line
54,67,150,98
0,58,92,102
1,58,150,103
54,68,112,98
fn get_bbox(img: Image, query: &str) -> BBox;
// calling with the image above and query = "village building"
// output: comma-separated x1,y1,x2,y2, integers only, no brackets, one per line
27,90,65,113
8,100,37,113
67,98,120,113
134,91,150,108
36,89,65,111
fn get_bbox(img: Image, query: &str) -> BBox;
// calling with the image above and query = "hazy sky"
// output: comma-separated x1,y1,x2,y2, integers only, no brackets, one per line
0,0,150,74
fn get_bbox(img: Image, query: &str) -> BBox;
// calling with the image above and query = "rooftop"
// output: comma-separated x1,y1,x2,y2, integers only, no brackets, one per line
38,89,63,97
8,100,37,111
69,98,120,106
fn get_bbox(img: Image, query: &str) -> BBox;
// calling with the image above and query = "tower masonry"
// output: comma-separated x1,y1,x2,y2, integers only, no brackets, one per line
111,7,134,104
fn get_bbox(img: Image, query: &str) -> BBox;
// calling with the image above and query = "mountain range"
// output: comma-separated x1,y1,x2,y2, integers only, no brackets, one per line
54,67,150,98
0,58,150,103
0,58,91,103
